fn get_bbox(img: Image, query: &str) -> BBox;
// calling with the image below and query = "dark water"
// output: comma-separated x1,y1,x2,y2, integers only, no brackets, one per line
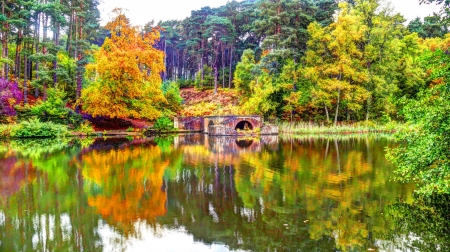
0,135,448,251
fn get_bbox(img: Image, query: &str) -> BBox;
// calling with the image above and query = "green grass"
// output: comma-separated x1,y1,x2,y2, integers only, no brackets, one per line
280,132,395,142
278,121,411,135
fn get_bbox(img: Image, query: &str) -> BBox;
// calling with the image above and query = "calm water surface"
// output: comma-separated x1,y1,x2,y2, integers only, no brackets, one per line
0,135,445,251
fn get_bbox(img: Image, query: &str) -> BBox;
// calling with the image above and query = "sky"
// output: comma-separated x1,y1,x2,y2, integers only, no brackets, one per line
98,0,442,27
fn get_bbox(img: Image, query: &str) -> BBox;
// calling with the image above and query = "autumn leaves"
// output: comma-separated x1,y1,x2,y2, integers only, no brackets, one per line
83,9,167,120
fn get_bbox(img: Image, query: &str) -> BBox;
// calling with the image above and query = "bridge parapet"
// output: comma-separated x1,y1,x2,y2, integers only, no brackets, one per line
175,115,278,136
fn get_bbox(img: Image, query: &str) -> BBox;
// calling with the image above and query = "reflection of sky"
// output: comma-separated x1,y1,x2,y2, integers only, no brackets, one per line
99,222,246,252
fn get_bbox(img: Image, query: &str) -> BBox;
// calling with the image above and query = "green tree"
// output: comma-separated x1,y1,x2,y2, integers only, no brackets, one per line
254,0,315,62
423,14,448,37
408,17,426,37
234,49,257,98
387,49,450,195
305,2,370,125
204,15,235,94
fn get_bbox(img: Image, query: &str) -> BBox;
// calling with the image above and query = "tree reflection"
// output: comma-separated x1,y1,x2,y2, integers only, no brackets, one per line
386,194,450,251
82,140,173,238
199,136,414,251
0,156,33,199
0,135,424,251
0,138,102,252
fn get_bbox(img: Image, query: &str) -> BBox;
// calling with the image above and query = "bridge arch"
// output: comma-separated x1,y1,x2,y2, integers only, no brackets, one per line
235,120,254,131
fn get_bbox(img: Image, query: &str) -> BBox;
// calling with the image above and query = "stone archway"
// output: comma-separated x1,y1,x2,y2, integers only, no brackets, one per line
235,120,254,131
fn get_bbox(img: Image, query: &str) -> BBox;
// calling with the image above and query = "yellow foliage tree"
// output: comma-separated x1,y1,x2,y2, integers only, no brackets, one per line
83,9,166,119
305,3,370,125
82,145,168,237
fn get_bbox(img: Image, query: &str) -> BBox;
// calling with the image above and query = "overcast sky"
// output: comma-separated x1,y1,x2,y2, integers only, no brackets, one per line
98,0,442,27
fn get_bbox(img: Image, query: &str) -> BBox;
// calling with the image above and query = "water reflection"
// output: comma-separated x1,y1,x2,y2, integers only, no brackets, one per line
0,135,439,251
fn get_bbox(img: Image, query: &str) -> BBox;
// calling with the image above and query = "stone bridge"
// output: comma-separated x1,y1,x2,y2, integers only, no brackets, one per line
174,115,278,136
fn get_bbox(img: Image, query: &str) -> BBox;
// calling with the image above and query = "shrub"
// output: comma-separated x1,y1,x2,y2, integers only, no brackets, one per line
153,116,174,131
28,88,83,128
177,78,194,88
194,66,214,90
10,119,70,138
161,81,183,114
0,78,23,116
76,121,95,135
0,124,13,138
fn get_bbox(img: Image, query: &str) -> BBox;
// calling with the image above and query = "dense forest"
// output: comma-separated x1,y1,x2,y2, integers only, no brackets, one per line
0,0,448,123
0,0,449,124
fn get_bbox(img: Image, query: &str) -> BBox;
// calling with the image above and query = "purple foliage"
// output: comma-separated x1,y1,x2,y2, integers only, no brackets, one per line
0,78,23,116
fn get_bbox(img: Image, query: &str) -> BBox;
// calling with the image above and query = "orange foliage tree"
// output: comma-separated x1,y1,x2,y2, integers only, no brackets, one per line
83,9,166,119
82,145,169,237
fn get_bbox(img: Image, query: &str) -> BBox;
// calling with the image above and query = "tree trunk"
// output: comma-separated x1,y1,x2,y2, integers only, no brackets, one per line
177,49,181,80
201,38,205,82
66,6,74,54
15,29,22,79
34,11,40,97
172,47,175,80
334,88,340,126
2,2,9,80
23,54,27,104
53,18,60,86
28,43,32,80
213,41,219,94
1,0,5,78
222,42,225,88
365,96,371,121
228,45,233,88
163,39,167,81
75,6,83,113
324,105,330,123
42,7,48,99
4,30,8,80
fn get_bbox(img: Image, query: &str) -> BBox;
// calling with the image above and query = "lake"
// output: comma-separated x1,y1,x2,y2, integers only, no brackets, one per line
0,134,445,251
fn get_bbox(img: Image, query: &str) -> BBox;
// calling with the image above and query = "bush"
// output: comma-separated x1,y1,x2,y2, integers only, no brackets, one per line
10,119,70,138
24,88,83,128
177,78,194,88
161,81,183,114
0,78,23,117
195,66,214,90
153,116,174,131
0,124,13,138
76,121,95,135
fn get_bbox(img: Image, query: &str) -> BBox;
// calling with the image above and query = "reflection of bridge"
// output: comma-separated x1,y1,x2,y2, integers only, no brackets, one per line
174,134,279,154
174,115,278,136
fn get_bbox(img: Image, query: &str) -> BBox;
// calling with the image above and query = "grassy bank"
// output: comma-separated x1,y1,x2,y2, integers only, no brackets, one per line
280,133,396,142
278,121,410,135
0,119,71,138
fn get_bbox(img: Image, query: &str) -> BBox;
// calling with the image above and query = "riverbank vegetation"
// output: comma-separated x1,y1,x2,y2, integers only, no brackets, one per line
278,121,409,135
